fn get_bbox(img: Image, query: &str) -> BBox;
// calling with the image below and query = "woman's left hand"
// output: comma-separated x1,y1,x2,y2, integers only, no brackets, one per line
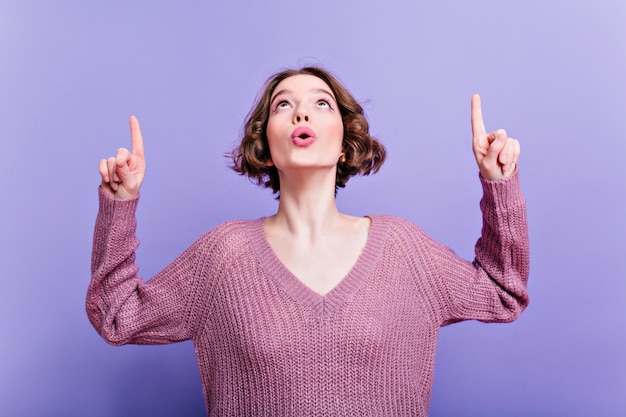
471,94,520,181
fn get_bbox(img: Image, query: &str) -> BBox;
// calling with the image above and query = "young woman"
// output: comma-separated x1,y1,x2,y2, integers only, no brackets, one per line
88,66,528,416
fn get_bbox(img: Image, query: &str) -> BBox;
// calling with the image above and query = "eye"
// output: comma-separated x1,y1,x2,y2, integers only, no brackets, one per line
317,100,332,109
274,100,291,111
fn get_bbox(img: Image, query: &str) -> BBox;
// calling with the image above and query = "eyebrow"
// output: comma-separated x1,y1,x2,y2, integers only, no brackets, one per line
270,88,336,103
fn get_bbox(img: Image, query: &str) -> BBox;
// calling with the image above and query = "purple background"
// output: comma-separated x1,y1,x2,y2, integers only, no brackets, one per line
1,1,625,416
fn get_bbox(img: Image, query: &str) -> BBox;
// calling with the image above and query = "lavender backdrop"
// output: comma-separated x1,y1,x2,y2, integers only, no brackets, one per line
1,1,625,416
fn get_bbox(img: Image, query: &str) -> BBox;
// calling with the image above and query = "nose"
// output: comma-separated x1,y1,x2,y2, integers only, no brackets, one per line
293,109,309,124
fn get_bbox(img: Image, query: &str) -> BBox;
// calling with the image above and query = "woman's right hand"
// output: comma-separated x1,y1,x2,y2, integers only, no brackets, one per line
98,115,146,199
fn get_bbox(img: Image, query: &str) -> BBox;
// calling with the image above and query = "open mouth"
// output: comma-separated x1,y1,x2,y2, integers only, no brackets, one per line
290,126,316,147
291,126,316,140
291,127,316,147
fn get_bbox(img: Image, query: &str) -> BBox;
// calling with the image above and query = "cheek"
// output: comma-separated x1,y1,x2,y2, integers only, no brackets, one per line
265,119,288,158
331,119,345,146
265,118,280,146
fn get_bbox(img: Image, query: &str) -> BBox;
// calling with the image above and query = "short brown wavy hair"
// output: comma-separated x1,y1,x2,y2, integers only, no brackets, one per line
229,66,386,195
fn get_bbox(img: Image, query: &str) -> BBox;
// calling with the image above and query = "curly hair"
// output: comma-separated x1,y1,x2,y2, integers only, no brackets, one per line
229,66,386,195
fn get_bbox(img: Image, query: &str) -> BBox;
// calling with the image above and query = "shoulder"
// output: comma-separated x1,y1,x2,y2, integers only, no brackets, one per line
368,214,432,245
191,219,261,259
369,214,424,233
205,219,255,238
368,215,453,269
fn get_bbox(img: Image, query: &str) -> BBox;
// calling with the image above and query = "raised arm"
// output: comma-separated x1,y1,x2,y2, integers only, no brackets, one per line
87,117,199,345
434,96,529,324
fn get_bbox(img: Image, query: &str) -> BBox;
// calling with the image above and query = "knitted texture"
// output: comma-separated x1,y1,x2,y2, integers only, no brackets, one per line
87,172,529,416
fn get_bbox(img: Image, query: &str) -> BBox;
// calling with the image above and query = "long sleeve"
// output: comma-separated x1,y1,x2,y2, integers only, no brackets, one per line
434,170,530,325
86,188,209,345
84,174,530,415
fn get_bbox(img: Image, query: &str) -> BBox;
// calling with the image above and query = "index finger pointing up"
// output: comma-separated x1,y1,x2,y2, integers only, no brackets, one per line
129,115,145,157
471,94,486,138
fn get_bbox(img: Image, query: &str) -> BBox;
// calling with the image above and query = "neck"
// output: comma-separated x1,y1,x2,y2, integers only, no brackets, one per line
271,168,341,235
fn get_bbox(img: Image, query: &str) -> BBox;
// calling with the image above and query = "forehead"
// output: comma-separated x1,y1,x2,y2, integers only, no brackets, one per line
272,74,334,98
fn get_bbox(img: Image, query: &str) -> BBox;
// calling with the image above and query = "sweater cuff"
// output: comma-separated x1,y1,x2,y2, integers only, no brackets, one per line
97,186,140,224
479,170,525,209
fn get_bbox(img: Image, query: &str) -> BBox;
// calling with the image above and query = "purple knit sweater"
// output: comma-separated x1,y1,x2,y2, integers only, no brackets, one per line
87,172,529,416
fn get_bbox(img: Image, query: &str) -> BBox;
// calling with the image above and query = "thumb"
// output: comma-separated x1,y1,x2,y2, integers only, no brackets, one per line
115,156,135,185
114,157,141,198
485,129,507,161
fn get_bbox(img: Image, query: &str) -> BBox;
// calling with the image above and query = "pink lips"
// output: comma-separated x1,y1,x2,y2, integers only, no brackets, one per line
291,126,316,147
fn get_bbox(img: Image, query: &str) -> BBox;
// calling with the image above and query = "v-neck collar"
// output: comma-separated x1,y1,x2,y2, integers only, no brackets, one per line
246,215,390,317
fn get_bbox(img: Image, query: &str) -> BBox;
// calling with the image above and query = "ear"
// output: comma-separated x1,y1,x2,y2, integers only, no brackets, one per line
338,152,346,163
266,158,274,167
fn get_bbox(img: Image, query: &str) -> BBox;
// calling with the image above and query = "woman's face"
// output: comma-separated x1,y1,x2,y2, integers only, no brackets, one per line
265,74,344,173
